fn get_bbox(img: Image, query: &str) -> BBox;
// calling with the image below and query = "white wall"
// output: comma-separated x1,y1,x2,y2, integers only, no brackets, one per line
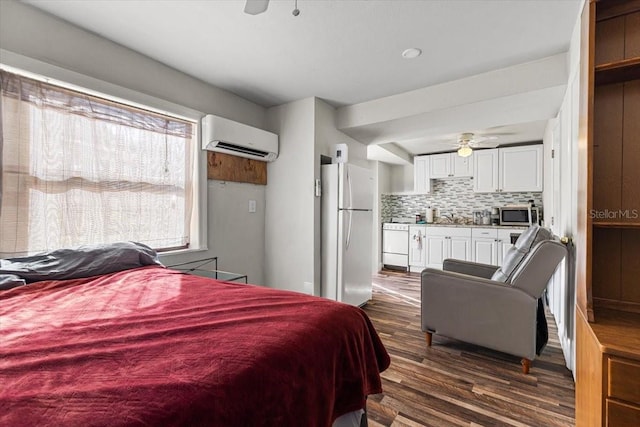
389,164,415,194
264,98,316,293
544,0,585,375
0,0,269,277
264,97,372,294
207,181,265,285
373,162,391,271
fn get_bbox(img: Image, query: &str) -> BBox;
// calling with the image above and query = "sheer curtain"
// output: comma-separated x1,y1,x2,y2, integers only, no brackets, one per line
0,70,195,256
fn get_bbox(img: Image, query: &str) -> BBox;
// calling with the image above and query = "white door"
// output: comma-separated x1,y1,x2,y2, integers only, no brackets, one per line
473,149,499,193
473,238,497,265
425,235,447,268
499,145,543,192
338,210,373,306
449,236,471,261
430,153,451,178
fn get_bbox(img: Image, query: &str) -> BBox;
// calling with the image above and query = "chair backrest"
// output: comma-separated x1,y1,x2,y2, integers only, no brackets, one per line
492,225,553,283
509,239,567,298
491,225,566,298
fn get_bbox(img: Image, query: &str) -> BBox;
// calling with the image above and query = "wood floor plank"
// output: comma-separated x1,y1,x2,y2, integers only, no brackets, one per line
363,271,575,426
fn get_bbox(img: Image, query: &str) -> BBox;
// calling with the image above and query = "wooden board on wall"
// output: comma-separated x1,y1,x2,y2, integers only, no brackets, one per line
207,151,267,185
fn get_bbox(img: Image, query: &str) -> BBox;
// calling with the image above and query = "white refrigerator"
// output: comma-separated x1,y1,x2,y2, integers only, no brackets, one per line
321,163,373,307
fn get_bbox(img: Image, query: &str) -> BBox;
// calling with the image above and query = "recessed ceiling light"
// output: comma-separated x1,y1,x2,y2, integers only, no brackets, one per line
402,48,422,59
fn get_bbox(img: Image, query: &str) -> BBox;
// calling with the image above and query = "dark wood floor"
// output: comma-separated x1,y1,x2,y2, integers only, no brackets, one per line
361,271,575,427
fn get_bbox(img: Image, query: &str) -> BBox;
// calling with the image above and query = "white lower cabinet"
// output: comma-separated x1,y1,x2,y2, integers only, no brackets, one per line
471,229,498,265
497,228,522,264
407,226,523,272
424,227,471,269
471,227,523,266
408,225,427,273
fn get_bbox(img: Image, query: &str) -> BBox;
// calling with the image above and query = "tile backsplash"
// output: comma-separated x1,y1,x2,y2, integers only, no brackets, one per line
381,178,543,222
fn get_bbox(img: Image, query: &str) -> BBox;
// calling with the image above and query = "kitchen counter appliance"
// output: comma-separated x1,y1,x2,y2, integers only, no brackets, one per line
382,223,409,269
499,205,540,226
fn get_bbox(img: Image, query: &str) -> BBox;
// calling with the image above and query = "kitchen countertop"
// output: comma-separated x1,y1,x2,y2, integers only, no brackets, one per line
386,222,529,230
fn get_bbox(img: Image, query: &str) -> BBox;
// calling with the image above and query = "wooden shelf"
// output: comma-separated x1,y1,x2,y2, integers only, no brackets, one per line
589,307,640,360
593,221,640,228
595,57,640,85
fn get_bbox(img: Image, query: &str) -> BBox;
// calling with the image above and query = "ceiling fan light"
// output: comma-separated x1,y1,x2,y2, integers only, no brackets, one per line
457,145,473,157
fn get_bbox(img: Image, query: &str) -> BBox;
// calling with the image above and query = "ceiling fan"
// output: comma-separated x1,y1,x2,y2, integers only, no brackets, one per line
452,133,500,158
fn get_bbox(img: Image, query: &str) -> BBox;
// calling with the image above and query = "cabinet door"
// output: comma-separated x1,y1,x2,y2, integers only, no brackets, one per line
430,153,451,179
449,236,472,261
425,235,447,269
452,153,473,177
497,239,513,267
408,226,426,268
496,228,518,267
499,145,543,192
413,156,432,193
473,149,499,192
473,237,498,265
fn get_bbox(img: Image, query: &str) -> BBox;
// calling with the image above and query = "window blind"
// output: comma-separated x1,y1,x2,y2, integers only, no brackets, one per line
0,70,195,256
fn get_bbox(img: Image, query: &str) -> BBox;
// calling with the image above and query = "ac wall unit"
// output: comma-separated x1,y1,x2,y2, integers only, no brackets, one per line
201,114,279,162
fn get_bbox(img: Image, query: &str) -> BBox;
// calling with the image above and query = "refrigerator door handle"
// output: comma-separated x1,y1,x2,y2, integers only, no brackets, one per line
347,166,353,209
346,210,353,250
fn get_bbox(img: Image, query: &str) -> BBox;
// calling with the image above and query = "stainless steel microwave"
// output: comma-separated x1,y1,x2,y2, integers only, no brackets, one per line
499,206,540,226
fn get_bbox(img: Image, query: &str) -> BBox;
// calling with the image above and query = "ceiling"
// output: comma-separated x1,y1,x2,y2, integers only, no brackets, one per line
23,0,582,161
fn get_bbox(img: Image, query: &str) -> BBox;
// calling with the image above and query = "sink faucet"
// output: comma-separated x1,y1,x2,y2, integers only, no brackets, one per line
443,213,455,223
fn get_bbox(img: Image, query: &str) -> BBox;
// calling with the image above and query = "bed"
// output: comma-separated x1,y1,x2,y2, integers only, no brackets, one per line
0,243,390,426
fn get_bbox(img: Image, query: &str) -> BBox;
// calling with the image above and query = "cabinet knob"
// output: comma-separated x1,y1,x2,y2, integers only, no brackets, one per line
560,236,571,245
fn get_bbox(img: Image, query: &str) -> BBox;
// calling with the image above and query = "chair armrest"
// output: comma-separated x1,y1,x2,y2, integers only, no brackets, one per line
442,259,499,279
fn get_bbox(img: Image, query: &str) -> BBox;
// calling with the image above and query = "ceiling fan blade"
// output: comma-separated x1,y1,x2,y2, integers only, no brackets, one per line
470,141,500,148
469,135,498,143
244,0,269,15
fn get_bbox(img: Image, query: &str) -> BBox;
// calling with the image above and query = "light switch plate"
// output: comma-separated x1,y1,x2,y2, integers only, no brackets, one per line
248,199,256,213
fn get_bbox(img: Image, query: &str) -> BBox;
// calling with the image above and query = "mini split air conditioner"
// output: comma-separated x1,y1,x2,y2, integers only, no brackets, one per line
201,114,279,162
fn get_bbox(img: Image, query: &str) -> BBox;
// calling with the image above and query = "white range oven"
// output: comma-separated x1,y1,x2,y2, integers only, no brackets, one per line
382,223,409,268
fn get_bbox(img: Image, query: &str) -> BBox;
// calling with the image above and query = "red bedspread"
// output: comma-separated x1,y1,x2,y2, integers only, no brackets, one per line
0,266,389,426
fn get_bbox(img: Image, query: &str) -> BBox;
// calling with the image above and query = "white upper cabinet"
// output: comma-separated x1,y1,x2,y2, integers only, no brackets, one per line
429,154,450,179
413,155,431,193
473,149,499,192
498,145,543,192
473,145,543,193
430,153,473,179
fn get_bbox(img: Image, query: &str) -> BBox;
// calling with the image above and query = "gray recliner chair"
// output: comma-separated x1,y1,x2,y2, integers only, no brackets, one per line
421,225,566,374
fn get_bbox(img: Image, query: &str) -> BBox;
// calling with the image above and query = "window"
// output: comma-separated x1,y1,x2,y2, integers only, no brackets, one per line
0,69,197,256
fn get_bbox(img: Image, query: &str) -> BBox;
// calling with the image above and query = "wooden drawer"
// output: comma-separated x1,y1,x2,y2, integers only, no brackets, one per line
608,357,640,404
606,399,640,427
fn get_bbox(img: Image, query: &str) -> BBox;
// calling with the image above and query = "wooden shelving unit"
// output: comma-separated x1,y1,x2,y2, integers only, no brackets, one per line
575,1,640,426
591,0,640,316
